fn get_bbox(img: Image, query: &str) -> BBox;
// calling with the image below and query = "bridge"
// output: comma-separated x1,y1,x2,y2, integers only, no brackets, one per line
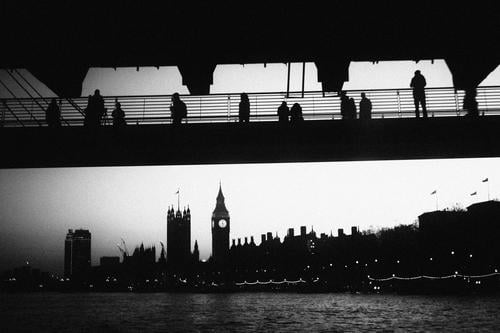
1,2,500,168
2,86,500,127
2,86,500,168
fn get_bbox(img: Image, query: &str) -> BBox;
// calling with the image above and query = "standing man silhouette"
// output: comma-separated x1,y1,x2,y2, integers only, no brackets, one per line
45,98,61,127
170,93,187,125
238,93,250,122
277,101,290,123
359,92,372,120
410,70,427,118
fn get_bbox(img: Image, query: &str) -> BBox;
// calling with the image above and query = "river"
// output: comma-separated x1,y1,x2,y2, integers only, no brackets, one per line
1,293,499,332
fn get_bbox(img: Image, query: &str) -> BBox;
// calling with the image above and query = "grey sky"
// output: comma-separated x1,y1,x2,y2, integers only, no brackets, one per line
1,158,499,274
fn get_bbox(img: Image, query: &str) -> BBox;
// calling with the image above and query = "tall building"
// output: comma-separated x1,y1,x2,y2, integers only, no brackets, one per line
212,184,230,265
167,205,191,269
64,229,91,280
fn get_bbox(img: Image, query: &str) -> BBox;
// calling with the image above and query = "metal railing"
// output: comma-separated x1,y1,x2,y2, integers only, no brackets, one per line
1,86,500,127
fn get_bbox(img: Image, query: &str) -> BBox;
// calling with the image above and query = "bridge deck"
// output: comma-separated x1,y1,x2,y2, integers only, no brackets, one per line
2,116,500,168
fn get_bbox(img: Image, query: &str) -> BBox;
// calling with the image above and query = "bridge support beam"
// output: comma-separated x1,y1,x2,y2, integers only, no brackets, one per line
315,59,350,93
446,56,498,91
178,62,217,95
27,65,89,98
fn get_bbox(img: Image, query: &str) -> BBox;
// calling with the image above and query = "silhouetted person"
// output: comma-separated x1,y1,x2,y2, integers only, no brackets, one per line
340,91,350,119
170,93,187,125
239,93,250,122
349,97,357,119
290,103,304,123
93,89,106,125
463,88,479,117
112,99,126,127
277,101,289,123
410,70,427,118
359,93,372,120
45,98,61,127
84,90,106,127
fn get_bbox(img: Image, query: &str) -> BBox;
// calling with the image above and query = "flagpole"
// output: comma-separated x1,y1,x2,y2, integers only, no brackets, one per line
482,178,490,201
488,181,490,201
177,188,180,211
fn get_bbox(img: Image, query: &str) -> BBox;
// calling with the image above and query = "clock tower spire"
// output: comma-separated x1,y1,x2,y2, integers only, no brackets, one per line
212,183,230,266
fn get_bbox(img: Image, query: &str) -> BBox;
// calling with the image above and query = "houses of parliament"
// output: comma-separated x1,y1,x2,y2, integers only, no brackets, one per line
167,184,230,271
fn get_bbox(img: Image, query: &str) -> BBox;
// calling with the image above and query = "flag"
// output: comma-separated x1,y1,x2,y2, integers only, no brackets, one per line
175,189,179,194
430,190,437,195
482,178,489,182
470,192,477,196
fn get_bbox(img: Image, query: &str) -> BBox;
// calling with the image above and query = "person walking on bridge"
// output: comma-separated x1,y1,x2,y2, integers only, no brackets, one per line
410,70,427,118
239,93,250,122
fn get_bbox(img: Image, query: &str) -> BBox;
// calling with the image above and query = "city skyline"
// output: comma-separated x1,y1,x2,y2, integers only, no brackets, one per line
1,157,499,274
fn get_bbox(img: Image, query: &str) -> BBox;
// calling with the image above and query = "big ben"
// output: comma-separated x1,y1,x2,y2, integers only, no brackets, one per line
211,183,230,265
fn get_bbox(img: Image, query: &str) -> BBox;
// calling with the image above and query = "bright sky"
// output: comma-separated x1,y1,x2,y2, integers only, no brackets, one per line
0,158,499,274
1,60,500,274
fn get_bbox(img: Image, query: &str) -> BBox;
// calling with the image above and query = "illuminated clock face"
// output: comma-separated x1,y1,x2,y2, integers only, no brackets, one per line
218,219,227,228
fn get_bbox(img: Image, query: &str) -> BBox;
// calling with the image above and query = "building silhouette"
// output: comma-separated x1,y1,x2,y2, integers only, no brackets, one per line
64,229,91,281
167,205,191,270
212,184,230,266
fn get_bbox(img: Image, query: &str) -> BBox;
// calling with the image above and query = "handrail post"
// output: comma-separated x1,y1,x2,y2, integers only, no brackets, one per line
396,90,401,118
312,95,315,120
301,62,306,98
142,98,145,124
454,89,460,116
481,88,488,116
286,62,291,98
1,99,4,127
255,95,258,121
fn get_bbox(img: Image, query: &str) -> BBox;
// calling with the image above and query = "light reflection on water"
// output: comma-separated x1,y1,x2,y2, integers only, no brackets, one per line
1,293,500,332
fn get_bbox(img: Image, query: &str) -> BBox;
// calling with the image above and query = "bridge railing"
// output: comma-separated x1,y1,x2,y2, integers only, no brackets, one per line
1,86,500,127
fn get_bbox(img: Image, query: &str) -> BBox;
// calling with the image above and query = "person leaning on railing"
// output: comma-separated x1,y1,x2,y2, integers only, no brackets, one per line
290,103,304,124
45,98,61,127
277,101,290,123
410,70,428,118
359,93,372,120
112,99,126,127
84,89,106,127
170,93,187,125
463,88,479,117
239,93,250,122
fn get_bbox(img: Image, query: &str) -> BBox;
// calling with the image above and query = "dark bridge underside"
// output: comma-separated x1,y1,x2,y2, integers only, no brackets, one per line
2,2,499,95
3,117,500,169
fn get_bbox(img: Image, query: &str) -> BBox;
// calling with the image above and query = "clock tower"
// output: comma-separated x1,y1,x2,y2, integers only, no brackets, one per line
211,183,230,266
